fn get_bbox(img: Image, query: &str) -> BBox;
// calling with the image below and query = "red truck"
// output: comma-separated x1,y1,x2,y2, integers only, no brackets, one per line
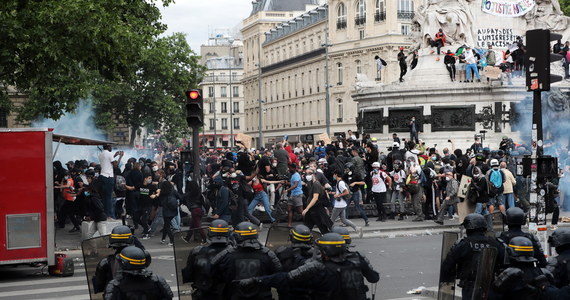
0,128,112,275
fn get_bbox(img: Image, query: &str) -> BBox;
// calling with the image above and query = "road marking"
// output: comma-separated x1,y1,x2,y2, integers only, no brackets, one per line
0,285,88,297
0,276,86,289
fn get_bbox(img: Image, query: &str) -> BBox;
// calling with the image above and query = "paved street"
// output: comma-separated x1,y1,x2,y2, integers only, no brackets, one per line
0,220,444,300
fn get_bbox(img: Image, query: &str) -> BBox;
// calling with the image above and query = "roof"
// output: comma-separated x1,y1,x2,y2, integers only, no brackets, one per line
53,133,115,146
250,0,319,16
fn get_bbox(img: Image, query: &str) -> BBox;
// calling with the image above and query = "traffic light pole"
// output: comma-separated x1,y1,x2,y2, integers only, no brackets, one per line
192,125,201,186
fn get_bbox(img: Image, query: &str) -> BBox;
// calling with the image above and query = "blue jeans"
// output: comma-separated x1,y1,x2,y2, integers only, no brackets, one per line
466,63,480,81
248,191,275,222
475,203,489,215
345,190,368,222
100,175,115,218
504,193,515,209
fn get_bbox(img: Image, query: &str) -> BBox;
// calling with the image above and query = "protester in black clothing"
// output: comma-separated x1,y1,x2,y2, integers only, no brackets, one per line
126,162,143,225
398,47,407,82
138,174,156,239
444,50,456,81
302,169,333,234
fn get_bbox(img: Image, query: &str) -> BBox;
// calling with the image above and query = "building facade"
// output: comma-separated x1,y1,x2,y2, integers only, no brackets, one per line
199,36,245,148
242,0,418,146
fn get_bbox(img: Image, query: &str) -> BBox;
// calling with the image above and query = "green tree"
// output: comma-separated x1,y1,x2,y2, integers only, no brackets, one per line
0,0,172,121
561,0,570,16
93,33,205,146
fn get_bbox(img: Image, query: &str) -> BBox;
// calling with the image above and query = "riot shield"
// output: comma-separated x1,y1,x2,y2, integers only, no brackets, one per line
471,247,498,300
485,211,504,236
264,225,291,250
81,235,115,300
172,228,207,300
438,231,460,300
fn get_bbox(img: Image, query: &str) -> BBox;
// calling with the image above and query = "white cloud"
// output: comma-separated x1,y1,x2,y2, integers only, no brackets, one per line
160,0,252,54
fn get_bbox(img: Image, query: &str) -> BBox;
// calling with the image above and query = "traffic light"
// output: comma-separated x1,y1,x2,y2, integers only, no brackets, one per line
185,89,203,127
525,29,563,91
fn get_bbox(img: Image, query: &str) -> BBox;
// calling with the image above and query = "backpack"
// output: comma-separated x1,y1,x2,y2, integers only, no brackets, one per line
240,180,255,201
115,175,126,191
166,193,179,210
381,58,387,66
336,180,352,201
488,169,504,197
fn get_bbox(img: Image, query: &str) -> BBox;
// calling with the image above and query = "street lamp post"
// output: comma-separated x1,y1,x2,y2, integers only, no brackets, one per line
257,34,264,149
228,40,234,148
212,73,217,149
323,27,332,137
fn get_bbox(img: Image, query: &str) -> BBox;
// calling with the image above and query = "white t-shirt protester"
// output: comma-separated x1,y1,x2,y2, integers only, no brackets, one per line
334,180,349,209
390,169,406,191
99,150,114,178
371,170,389,193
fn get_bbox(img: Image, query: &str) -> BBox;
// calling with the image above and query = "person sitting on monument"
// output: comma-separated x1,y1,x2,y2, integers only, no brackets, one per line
429,29,446,55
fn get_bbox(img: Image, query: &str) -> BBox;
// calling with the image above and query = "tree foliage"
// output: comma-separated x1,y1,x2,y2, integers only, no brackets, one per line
0,0,172,120
561,0,570,16
93,33,205,145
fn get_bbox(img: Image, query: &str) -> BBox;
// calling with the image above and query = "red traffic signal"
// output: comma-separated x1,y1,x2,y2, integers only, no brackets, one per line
186,90,201,100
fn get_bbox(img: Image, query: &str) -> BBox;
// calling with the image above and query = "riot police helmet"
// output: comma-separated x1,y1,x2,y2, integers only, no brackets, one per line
118,246,148,270
208,219,230,244
506,207,526,226
507,236,536,263
462,214,487,231
290,224,312,244
234,222,259,247
549,227,570,249
316,233,346,262
332,226,352,245
109,225,134,248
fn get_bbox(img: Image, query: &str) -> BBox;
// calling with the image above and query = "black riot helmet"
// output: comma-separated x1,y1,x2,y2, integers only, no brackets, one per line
549,227,570,249
290,224,312,244
234,222,260,248
316,233,346,262
208,219,230,244
109,225,134,248
332,226,352,245
462,214,487,231
506,207,526,226
118,246,148,270
507,236,536,263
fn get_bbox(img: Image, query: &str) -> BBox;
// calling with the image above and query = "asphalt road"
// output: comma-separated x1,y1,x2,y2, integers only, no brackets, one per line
0,233,442,300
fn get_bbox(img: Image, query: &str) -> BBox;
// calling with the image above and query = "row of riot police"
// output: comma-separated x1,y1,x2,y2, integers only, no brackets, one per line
180,220,380,300
440,207,570,300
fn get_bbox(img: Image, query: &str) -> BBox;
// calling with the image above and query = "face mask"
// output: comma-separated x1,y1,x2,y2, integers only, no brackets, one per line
64,176,69,180
305,175,313,182
272,163,278,167
145,179,152,184
230,173,237,178
431,156,437,161
348,171,352,176
446,177,451,181
84,191,90,196
152,166,158,172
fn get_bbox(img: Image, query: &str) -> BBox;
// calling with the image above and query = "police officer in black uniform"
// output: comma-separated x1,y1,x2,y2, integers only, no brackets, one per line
440,213,504,300
547,227,570,288
211,221,281,300
276,224,316,271
493,236,553,300
274,224,317,299
238,232,380,300
92,225,145,293
497,207,547,267
103,246,173,300
181,219,232,300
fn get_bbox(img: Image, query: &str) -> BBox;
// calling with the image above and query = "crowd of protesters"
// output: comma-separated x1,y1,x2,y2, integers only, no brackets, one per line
53,129,570,244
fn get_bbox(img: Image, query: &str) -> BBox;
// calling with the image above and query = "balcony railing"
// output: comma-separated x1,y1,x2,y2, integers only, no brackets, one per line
336,20,347,30
375,11,386,22
201,74,243,83
355,16,366,26
397,10,414,19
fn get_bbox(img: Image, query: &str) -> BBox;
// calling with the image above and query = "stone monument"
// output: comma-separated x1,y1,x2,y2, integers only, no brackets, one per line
354,0,570,150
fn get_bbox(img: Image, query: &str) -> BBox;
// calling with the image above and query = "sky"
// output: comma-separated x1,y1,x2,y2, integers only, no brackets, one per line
160,0,252,54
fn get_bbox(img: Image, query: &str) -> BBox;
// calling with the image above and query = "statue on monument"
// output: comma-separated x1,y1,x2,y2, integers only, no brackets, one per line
525,0,570,41
415,0,477,48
